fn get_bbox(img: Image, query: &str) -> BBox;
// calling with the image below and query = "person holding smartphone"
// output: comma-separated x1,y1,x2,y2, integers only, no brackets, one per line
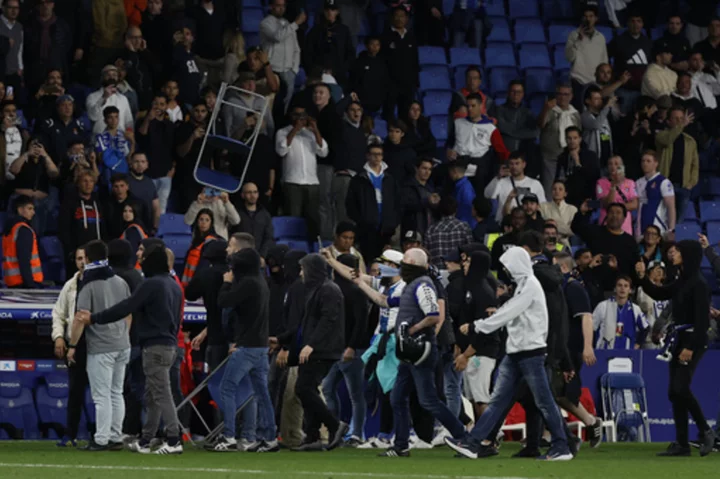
565,4,608,108
596,155,638,235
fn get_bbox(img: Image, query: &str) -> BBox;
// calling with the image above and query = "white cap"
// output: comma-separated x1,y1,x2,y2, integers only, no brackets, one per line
378,249,403,266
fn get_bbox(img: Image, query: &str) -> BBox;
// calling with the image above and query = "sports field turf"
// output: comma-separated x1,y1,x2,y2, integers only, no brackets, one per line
0,442,718,479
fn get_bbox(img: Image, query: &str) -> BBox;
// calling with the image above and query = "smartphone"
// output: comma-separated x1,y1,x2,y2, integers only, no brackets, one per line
204,187,221,197
587,199,601,210
6,86,13,97
516,186,531,196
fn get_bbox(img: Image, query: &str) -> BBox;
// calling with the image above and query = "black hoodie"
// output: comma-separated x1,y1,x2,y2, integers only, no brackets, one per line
349,50,389,113
185,240,229,346
218,248,270,348
297,254,345,361
335,254,369,351
58,189,105,261
2,216,42,288
464,251,500,359
640,240,709,352
277,250,308,353
265,244,289,337
383,140,417,183
107,239,144,346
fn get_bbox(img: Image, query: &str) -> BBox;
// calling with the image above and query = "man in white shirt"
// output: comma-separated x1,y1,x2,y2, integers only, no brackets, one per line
275,106,328,238
485,152,546,222
2,102,22,181
260,0,305,114
635,149,676,238
641,41,677,100
86,65,134,135
688,51,720,110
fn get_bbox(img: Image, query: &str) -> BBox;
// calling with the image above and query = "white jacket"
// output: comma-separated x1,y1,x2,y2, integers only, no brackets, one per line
473,247,548,354
51,272,81,341
184,198,241,240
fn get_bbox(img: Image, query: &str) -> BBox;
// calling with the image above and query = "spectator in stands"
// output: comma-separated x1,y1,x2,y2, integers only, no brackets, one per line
171,25,201,106
582,87,616,169
349,36,388,115
328,221,366,271
538,83,581,195
23,0,72,95
224,72,274,139
59,170,105,277
276,105,328,239
137,94,176,215
260,0,304,113
485,151,545,223
448,93,510,192
58,140,99,188
2,195,43,288
119,203,148,256
239,47,282,100
694,17,720,67
114,57,140,118
381,6,418,122
332,101,366,224
686,3,720,46
346,143,400,263
555,126,600,208
106,173,148,239
635,259,669,349
32,68,66,121
470,196,497,243
571,202,639,288
425,195,473,269
543,222,565,252
401,157,439,237
157,80,183,123
0,0,23,89
636,150,677,239
180,208,218,286
490,206,525,272
127,152,160,233
303,0,354,88
383,119,416,183
608,12,652,110
688,51,720,110
566,4,608,103
488,80,538,154
449,66,491,120
655,106,699,226
36,95,89,171
671,73,706,137
221,30,246,86
522,194,544,233
446,162,474,227
596,156,638,236
638,225,664,267
86,65,134,135
95,106,134,185
642,40,678,100
186,0,226,87
184,189,240,241
1,101,23,181
120,25,155,112
663,14,691,72
174,101,209,212
540,180,577,245
592,275,648,350
7,136,59,236
404,101,436,159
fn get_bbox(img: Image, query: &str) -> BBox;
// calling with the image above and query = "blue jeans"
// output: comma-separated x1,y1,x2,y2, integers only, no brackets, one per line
443,351,463,418
153,177,172,215
466,354,569,453
674,185,691,225
390,345,466,450
220,347,276,441
87,348,131,445
321,355,367,438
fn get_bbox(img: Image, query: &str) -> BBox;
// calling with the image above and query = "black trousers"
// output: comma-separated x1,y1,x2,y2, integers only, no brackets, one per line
295,359,339,442
380,392,394,435
669,348,709,446
65,351,90,439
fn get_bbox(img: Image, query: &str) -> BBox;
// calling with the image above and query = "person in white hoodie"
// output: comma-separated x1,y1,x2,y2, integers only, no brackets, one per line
445,247,573,461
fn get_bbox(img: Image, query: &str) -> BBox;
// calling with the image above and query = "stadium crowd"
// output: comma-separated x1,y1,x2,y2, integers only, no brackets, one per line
1,0,720,461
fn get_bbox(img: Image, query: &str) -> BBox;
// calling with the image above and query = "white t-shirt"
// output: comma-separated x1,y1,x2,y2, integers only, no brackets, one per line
484,175,547,222
635,173,674,235
4,126,22,180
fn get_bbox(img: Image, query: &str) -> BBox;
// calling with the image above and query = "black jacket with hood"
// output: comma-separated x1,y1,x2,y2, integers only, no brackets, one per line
349,50,389,113
59,189,105,260
218,248,270,348
185,239,229,346
383,139,418,183
266,244,290,338
2,216,42,288
277,250,308,357
464,251,501,359
640,240,710,352
335,254,369,351
346,164,401,235
296,254,345,361
335,115,367,173
107,239,144,346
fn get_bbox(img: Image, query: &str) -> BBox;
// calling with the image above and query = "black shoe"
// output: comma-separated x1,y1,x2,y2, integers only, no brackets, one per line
700,430,717,457
107,441,124,451
81,440,109,452
569,435,582,457
588,418,603,448
512,447,541,458
291,440,325,452
326,422,349,451
539,437,551,448
657,442,691,457
378,447,410,457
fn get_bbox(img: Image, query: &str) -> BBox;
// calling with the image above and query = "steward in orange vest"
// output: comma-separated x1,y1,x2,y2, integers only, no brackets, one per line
2,195,44,288
181,208,220,287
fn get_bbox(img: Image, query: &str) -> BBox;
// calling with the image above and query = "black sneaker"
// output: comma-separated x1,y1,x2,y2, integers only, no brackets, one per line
81,440,109,452
700,429,717,457
344,436,364,447
588,418,603,448
378,447,409,457
256,439,280,452
512,447,540,458
326,422,349,451
291,440,325,452
107,441,124,451
569,435,582,457
444,437,479,459
204,435,237,452
657,442,691,457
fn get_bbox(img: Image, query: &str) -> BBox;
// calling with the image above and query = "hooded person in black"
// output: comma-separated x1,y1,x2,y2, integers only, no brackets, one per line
265,244,290,338
636,240,715,456
291,253,349,451
321,254,368,444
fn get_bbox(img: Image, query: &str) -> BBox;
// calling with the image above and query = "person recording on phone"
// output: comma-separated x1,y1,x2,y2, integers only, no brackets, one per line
184,187,240,240
485,151,545,223
595,156,638,236
86,65,134,135
581,87,616,169
565,4,608,107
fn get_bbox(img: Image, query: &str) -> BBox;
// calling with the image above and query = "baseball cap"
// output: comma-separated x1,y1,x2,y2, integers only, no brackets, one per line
653,39,672,57
324,0,339,9
445,249,461,264
521,193,539,204
402,230,423,244
378,249,403,266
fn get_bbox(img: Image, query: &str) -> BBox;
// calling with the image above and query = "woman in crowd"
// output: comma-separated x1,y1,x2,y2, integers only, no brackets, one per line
120,203,148,260
596,155,638,236
404,101,437,159
180,208,219,286
638,224,663,267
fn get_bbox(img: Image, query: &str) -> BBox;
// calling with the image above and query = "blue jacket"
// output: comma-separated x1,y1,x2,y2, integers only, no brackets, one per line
454,176,477,228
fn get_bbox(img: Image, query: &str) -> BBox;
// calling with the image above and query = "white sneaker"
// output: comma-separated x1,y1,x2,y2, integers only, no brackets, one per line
237,439,262,452
409,435,433,450
127,440,151,454
357,437,392,449
431,427,450,447
153,442,184,455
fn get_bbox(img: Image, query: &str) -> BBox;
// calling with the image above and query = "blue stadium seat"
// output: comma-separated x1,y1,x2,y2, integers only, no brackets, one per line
158,213,191,237
692,176,711,200
525,68,555,96
703,268,720,293
708,177,720,197
553,45,571,71
519,44,551,70
700,200,720,223
272,216,308,240
244,33,260,48
683,201,699,223
163,234,192,261
509,0,539,19
541,0,575,23
39,236,65,284
486,18,511,43
418,46,447,66
707,222,720,246
374,118,387,138
485,0,505,16
596,26,613,41
528,94,547,117
449,47,482,68
356,43,366,56
423,91,453,117
453,66,466,90
430,115,449,144
675,222,702,242
651,26,664,40
241,8,264,33
548,24,576,46
493,96,507,106
35,373,72,439
0,372,40,439
277,239,310,252
484,43,516,68
514,18,547,44
419,68,451,92
488,67,520,95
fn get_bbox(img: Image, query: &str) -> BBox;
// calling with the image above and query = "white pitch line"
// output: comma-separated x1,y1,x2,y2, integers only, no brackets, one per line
0,462,533,479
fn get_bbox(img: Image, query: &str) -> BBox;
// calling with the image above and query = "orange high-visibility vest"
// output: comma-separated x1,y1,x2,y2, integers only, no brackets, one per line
2,222,44,287
121,223,148,271
181,235,216,286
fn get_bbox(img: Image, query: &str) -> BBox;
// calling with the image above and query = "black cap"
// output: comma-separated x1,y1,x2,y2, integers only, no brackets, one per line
653,39,672,57
521,193,539,204
402,230,423,244
445,249,461,264
324,0,339,9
